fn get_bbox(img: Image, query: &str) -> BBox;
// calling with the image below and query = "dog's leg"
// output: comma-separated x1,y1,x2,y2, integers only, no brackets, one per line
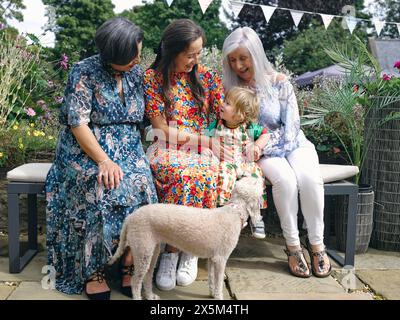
143,244,161,300
207,258,215,298
132,248,153,300
108,222,128,266
212,256,227,300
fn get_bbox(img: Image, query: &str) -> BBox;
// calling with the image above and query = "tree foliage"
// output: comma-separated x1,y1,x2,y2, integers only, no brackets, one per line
367,0,400,38
121,0,228,51
42,0,115,59
230,0,370,62
0,0,25,23
280,19,369,75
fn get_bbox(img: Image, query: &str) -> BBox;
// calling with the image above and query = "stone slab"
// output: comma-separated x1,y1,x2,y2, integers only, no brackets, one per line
235,292,373,300
356,270,400,300
227,235,346,296
0,283,16,300
0,252,47,282
354,249,400,270
154,280,231,300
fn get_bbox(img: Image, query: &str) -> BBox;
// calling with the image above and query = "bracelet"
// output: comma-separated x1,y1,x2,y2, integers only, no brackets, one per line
98,158,110,166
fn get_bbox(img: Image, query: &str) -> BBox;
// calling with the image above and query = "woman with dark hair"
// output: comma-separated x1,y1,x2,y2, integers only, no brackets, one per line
45,17,158,300
143,19,228,291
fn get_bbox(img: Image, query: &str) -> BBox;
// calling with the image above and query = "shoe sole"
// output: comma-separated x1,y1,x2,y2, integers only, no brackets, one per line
252,233,266,239
156,283,176,291
176,275,197,287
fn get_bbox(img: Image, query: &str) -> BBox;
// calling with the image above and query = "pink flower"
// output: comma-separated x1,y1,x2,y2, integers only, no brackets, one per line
382,74,392,81
59,53,69,70
25,107,36,117
394,61,400,69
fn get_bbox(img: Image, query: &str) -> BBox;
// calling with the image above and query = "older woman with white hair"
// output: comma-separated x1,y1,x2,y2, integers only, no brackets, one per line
222,27,331,278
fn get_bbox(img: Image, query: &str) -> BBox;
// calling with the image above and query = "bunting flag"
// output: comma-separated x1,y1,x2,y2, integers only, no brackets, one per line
320,14,334,30
198,0,213,14
166,0,173,6
290,10,304,27
373,18,386,36
231,2,244,18
261,5,277,24
227,1,400,36
345,16,358,34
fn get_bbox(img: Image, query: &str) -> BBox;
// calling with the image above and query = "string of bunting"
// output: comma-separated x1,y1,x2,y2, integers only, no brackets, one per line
165,0,400,36
228,0,400,36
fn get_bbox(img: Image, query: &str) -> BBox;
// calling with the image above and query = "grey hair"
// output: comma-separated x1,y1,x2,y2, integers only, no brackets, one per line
222,27,276,95
95,17,144,65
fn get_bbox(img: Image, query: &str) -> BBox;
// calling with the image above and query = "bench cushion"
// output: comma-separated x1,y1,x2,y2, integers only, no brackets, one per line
7,163,52,183
319,164,359,183
6,162,359,185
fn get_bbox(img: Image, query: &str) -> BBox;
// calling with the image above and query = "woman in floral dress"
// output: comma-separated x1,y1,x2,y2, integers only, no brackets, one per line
143,19,229,292
45,18,158,299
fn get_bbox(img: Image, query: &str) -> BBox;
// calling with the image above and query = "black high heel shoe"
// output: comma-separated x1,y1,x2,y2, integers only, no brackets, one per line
305,238,332,278
84,270,111,300
120,263,134,298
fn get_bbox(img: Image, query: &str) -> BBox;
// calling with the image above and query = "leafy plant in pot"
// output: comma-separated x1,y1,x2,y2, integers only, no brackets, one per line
302,37,400,253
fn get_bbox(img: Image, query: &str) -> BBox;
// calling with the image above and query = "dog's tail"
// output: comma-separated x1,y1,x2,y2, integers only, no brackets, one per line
108,219,128,266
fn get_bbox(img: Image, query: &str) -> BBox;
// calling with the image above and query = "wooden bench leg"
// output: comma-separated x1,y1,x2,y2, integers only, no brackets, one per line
8,192,21,273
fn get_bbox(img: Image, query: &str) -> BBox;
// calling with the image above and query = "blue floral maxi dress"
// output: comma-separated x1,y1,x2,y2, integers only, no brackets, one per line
45,55,158,295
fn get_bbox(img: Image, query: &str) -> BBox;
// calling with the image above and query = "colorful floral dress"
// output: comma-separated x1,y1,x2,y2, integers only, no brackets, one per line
206,119,268,207
45,55,158,295
143,65,223,208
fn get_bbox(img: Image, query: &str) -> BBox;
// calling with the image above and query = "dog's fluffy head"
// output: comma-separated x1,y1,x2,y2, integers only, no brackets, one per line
232,176,264,225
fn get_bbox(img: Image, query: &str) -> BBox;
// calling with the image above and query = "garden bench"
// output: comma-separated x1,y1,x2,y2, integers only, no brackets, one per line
6,162,359,273
6,163,52,273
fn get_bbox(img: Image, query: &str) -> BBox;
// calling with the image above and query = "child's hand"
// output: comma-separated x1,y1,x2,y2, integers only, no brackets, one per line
201,147,214,158
243,143,262,162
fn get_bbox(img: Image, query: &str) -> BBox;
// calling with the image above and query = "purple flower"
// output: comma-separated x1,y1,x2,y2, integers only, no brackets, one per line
394,61,400,70
25,107,36,117
47,80,54,87
382,74,392,81
0,23,6,30
59,53,69,70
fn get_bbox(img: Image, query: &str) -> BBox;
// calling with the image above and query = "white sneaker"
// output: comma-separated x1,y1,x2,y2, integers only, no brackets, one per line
156,252,179,291
176,252,198,286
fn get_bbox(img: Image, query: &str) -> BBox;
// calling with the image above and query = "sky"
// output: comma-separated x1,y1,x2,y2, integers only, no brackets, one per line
7,0,377,47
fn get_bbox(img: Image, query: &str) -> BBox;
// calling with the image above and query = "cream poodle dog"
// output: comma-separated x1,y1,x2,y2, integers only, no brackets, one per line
108,175,264,300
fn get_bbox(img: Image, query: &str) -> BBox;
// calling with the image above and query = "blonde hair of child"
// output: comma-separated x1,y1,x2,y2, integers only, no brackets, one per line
225,87,260,123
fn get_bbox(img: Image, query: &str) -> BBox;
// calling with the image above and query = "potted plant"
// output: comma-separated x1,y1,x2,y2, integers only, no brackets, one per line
302,37,400,253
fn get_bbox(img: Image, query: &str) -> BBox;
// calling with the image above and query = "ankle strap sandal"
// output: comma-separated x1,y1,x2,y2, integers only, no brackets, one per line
84,269,110,300
284,247,311,278
305,238,332,278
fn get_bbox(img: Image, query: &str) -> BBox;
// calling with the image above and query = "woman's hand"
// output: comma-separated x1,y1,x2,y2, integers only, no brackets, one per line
97,159,124,189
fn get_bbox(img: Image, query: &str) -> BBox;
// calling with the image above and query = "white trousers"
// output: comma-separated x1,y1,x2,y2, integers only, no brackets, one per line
258,145,325,246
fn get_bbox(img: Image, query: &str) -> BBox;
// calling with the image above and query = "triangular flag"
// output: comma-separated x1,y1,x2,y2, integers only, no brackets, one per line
198,0,213,14
320,14,334,30
397,23,400,35
373,18,386,36
166,0,173,6
345,16,358,34
261,5,276,24
290,10,304,27
231,1,244,18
